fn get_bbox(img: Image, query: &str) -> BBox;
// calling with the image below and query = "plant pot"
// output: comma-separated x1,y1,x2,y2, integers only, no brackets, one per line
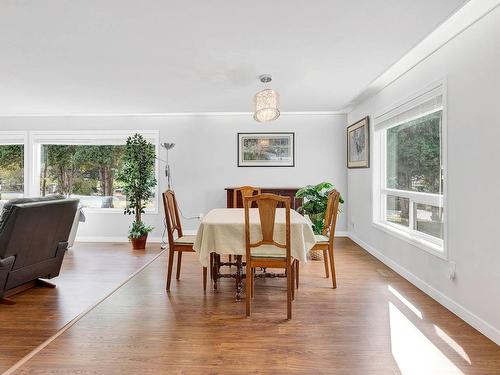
131,234,148,250
308,249,324,261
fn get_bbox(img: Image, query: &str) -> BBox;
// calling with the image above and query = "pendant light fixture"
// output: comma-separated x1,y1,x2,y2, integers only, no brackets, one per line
253,74,280,123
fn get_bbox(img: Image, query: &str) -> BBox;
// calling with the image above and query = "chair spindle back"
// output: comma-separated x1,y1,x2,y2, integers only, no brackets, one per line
244,193,291,261
162,190,183,244
233,186,261,208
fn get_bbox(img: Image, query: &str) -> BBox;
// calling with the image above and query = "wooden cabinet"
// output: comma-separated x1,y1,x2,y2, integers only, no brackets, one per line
225,187,302,209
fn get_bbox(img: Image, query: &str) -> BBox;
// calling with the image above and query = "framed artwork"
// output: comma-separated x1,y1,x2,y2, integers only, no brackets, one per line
237,132,295,167
347,116,370,168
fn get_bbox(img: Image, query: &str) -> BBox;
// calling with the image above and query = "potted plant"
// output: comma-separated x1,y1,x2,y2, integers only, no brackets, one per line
117,134,157,250
296,182,344,259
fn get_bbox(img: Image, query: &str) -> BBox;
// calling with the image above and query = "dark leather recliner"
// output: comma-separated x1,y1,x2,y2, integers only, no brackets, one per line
0,195,79,299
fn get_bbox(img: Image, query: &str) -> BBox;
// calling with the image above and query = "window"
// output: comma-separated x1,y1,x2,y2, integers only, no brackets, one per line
0,132,27,200
31,131,159,212
373,83,446,256
39,144,127,208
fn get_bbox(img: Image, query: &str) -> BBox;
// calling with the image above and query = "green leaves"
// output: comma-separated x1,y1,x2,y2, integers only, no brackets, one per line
117,134,157,234
295,181,344,234
128,220,153,238
386,112,442,193
0,145,23,170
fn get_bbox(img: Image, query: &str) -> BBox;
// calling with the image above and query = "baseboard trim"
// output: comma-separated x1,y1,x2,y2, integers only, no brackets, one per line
347,232,500,346
335,231,348,237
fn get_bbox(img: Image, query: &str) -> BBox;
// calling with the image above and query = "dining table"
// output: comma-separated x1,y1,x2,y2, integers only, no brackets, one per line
193,208,317,300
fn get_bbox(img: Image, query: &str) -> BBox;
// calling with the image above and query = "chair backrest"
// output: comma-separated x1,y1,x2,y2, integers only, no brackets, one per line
233,186,261,208
162,190,183,245
322,190,340,244
244,193,291,262
0,197,79,268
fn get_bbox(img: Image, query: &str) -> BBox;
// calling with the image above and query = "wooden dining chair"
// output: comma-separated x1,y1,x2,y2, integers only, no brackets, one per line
162,190,208,292
309,189,341,288
228,186,261,264
233,186,261,208
244,193,296,320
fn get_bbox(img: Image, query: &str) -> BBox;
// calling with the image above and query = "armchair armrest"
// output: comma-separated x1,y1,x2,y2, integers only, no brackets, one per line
0,255,15,269
0,255,15,294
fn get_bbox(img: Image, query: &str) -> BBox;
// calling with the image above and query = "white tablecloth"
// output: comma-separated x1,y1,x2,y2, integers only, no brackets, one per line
193,208,316,267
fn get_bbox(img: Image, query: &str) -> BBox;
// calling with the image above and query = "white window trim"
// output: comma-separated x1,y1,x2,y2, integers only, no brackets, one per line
372,78,448,260
29,130,160,214
0,131,29,198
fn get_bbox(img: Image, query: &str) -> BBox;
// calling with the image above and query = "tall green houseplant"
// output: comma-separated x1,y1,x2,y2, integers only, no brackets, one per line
117,134,157,246
296,182,344,234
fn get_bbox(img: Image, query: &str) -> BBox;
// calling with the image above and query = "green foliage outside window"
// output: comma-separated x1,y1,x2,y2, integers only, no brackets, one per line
0,145,24,200
39,144,125,208
386,111,442,194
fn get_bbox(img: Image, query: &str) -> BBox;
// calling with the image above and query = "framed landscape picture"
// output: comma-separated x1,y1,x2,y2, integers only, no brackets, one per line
347,117,370,168
238,132,295,167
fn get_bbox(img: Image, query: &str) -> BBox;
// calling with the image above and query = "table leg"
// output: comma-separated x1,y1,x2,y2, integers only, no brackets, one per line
235,255,243,301
213,254,220,290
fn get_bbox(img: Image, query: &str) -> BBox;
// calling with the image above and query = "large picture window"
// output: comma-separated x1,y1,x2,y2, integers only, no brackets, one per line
31,131,159,212
39,144,127,208
0,132,27,200
373,83,446,256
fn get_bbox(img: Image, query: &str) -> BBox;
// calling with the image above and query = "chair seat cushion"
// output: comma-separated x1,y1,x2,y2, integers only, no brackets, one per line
251,245,286,259
315,234,329,243
174,235,196,244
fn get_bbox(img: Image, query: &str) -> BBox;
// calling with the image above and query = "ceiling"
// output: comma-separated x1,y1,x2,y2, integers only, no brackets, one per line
0,0,468,115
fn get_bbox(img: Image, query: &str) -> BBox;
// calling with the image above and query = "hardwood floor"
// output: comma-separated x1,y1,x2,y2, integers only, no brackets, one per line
7,238,500,374
0,242,161,373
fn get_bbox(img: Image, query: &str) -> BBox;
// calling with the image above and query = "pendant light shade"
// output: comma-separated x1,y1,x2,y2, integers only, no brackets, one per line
253,88,280,123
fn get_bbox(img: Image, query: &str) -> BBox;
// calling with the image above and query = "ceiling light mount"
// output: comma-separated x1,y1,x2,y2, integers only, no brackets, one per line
259,74,273,84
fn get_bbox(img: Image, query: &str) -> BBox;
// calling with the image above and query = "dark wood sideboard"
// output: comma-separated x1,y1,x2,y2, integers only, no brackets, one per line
225,187,303,209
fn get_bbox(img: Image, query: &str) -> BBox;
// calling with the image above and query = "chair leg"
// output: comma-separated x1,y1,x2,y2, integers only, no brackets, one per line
251,268,255,298
291,263,295,301
328,246,337,289
286,264,293,320
209,253,213,281
213,254,219,291
203,267,207,293
295,260,299,289
229,254,232,267
246,262,252,317
323,249,330,278
166,248,175,291
176,251,182,280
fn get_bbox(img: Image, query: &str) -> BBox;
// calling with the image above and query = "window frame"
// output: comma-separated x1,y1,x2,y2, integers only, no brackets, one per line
372,80,448,259
0,131,29,198
29,130,160,214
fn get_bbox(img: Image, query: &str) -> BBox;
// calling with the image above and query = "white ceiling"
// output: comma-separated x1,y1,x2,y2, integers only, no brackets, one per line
0,0,468,115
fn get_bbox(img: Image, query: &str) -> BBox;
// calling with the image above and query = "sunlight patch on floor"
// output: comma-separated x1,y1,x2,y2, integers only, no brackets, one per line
388,285,423,319
389,302,463,375
434,325,471,365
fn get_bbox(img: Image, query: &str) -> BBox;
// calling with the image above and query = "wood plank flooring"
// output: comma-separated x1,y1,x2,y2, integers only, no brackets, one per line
7,238,500,374
0,242,161,373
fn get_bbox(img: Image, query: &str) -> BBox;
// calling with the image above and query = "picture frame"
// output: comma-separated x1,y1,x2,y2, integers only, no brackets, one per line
237,132,295,167
347,116,370,168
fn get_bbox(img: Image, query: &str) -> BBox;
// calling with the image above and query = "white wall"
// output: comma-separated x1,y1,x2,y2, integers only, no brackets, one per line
347,7,500,344
0,113,348,240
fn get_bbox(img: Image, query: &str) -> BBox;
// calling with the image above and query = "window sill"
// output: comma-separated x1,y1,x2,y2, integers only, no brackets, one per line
372,221,447,260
